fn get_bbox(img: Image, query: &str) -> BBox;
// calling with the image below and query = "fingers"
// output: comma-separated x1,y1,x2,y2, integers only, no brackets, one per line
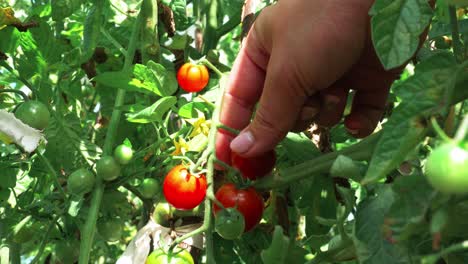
343,67,394,138
215,6,274,164
230,50,309,156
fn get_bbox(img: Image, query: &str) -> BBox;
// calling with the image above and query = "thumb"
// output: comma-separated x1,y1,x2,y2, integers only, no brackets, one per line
230,51,308,157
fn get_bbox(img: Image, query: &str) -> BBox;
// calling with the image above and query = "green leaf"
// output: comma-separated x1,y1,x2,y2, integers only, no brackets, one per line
304,176,338,240
386,175,434,241
126,96,177,123
132,62,178,96
281,133,321,164
178,102,214,118
362,54,459,184
371,0,433,69
429,19,468,39
93,71,138,91
161,0,190,31
362,116,427,184
261,226,290,264
0,27,20,54
146,61,178,96
330,155,361,181
354,186,409,264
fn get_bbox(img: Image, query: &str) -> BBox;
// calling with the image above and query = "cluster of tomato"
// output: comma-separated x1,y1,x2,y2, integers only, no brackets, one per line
145,63,276,262
160,150,276,241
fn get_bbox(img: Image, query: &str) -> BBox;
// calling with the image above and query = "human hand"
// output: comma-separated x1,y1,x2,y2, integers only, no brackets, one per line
216,0,403,163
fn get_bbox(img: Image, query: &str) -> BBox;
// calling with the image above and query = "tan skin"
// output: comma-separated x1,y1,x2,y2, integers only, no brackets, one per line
216,0,409,162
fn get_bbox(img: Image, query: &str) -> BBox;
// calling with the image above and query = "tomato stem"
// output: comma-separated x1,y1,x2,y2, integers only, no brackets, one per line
37,152,66,198
431,116,452,142
78,2,143,263
448,5,465,63
199,58,224,77
454,114,468,143
253,132,381,190
217,123,240,135
0,89,29,102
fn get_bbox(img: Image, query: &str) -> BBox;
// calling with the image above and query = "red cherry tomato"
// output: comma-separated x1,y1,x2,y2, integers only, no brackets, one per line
177,62,209,93
213,183,264,232
231,150,276,180
163,165,207,210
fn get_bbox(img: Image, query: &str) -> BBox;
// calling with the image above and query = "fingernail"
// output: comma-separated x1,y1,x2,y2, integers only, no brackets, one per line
324,95,340,109
300,107,319,121
230,131,255,154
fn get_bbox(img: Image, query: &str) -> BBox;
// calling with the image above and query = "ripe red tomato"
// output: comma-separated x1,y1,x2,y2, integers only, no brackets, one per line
213,183,264,232
163,165,207,210
177,62,209,93
231,150,276,180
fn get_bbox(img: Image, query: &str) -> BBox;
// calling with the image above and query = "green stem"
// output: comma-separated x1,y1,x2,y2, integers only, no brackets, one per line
200,58,224,77
8,243,21,264
30,214,60,264
100,27,127,56
253,132,382,190
216,124,240,135
202,0,219,54
448,5,465,63
37,152,66,198
0,89,29,101
78,6,143,264
431,116,452,142
454,114,468,142
421,240,468,263
140,0,160,64
215,10,241,39
213,158,234,171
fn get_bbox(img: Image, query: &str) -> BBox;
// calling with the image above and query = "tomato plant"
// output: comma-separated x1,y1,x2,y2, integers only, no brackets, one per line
96,156,121,181
140,178,160,199
213,183,264,232
14,100,50,130
114,144,133,165
163,165,207,210
98,218,123,242
67,168,95,195
215,207,245,240
177,62,209,93
146,248,194,264
231,150,276,180
425,142,468,194
0,1,467,263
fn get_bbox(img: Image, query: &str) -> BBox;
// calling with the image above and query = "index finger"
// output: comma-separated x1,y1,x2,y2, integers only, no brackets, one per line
216,29,270,165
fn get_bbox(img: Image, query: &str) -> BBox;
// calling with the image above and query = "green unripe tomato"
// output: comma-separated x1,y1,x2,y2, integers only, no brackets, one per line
55,239,80,263
146,248,194,264
68,168,95,195
215,208,245,240
114,144,133,165
153,202,172,227
96,156,121,181
98,218,123,242
15,101,50,130
425,142,468,194
140,178,160,199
